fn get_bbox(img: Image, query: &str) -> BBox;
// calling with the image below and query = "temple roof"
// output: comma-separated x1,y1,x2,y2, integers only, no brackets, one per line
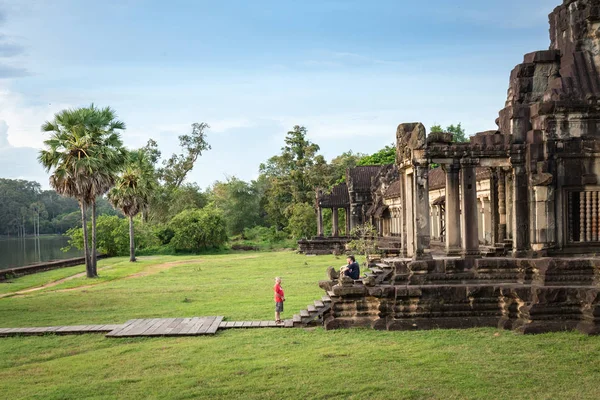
429,167,492,190
348,165,387,191
318,183,350,208
384,180,401,198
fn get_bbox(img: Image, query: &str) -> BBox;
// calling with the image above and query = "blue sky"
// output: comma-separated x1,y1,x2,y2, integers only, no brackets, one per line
0,0,558,189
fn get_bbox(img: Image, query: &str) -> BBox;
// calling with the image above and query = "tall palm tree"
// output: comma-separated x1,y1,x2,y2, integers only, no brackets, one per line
38,105,126,278
109,150,156,262
80,105,126,275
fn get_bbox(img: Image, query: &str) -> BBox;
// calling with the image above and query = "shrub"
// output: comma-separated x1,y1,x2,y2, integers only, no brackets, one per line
168,208,228,252
65,215,159,257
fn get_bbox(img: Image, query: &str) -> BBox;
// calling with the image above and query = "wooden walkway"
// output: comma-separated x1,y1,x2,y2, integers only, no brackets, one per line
0,316,294,338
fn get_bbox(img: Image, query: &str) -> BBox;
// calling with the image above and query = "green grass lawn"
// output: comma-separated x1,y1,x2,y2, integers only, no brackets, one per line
1,251,599,399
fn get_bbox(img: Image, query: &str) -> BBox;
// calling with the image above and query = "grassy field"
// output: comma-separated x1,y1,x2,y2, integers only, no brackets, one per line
1,251,599,399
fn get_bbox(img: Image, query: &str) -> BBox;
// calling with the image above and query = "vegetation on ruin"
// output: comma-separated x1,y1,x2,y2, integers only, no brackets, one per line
1,251,599,399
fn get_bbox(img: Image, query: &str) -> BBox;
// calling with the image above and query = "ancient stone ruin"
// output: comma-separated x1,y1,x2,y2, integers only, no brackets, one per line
299,0,600,335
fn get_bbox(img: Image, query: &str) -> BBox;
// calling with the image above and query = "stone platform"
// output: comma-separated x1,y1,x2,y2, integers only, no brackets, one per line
318,257,600,335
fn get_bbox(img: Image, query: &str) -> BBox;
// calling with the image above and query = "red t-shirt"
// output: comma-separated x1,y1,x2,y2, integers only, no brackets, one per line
274,283,284,302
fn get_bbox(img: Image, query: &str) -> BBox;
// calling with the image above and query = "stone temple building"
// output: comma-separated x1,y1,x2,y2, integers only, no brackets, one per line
295,0,600,335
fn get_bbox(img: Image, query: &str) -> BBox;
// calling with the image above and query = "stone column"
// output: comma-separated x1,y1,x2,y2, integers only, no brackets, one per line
332,208,339,237
497,169,507,243
489,168,500,245
413,161,432,260
399,172,408,257
345,207,351,236
460,160,480,257
512,162,529,257
483,197,492,245
317,207,324,237
444,163,462,256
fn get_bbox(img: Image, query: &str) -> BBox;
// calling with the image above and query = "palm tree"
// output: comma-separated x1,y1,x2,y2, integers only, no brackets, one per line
38,105,126,278
80,105,126,275
109,150,155,262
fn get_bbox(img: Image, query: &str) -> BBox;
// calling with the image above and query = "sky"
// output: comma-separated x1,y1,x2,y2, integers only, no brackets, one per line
0,0,559,189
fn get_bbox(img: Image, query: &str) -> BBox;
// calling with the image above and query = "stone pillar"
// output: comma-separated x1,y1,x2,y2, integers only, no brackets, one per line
317,207,324,237
512,162,529,257
332,208,339,237
506,173,514,240
345,207,351,236
483,197,492,245
413,161,432,260
399,173,408,257
489,168,500,245
460,160,480,257
444,163,462,256
478,197,485,244
497,169,507,243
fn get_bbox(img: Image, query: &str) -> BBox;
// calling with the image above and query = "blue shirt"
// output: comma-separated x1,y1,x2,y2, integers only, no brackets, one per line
344,261,360,280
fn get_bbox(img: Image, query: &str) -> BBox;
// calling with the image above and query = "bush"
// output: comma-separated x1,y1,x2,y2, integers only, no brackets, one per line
286,202,317,239
242,226,288,243
65,215,159,257
168,208,228,252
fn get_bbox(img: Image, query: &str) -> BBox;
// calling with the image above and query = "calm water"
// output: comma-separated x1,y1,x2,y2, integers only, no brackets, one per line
0,236,83,270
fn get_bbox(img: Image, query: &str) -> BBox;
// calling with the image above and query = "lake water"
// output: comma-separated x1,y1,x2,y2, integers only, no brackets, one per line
0,236,83,270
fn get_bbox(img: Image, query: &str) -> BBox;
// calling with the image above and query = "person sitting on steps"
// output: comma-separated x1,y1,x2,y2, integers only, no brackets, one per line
340,255,360,280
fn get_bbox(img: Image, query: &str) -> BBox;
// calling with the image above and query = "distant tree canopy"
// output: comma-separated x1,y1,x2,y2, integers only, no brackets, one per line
358,144,396,166
430,123,468,143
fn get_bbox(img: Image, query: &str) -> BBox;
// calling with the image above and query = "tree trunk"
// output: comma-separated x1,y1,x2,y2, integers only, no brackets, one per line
80,201,93,278
129,215,136,262
91,200,98,277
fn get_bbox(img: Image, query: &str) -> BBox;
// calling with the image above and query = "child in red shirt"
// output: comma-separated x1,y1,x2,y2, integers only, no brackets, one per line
274,277,285,324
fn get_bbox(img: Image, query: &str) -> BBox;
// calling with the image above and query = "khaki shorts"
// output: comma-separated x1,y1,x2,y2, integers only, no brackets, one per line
275,302,284,312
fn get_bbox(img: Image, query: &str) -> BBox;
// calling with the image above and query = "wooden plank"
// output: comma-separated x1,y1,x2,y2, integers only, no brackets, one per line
190,317,207,333
293,314,301,323
127,318,159,336
136,319,166,336
106,319,139,337
284,319,293,328
179,317,200,334
251,321,261,327
197,317,215,334
300,310,309,317
206,316,223,334
144,318,176,336
241,321,252,328
267,321,277,327
307,305,317,313
322,295,331,303
259,321,270,327
314,301,324,308
161,318,185,335
233,321,244,328
170,318,193,335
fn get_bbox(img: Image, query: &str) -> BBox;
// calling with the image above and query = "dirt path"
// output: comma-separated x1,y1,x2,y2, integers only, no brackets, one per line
0,264,115,299
1,255,255,298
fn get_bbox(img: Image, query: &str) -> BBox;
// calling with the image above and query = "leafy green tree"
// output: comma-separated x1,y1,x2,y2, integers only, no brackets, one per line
109,149,156,262
65,215,159,257
169,208,227,252
259,125,327,229
160,122,211,188
210,176,261,235
358,144,396,166
39,105,126,278
286,202,317,239
328,151,365,185
430,123,468,143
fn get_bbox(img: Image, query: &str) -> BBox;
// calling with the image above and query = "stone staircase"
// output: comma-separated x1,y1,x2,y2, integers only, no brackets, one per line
292,295,332,327
292,263,394,328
